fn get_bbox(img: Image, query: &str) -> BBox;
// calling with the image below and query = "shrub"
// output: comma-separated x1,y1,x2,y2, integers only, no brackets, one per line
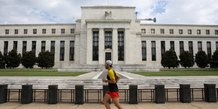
37,51,54,68
195,51,209,68
161,49,178,69
21,51,37,68
179,51,194,68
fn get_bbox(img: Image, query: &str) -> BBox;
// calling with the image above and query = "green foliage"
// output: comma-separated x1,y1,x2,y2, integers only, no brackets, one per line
0,51,5,69
37,51,54,68
179,51,194,68
161,49,179,69
210,50,218,68
195,51,209,68
5,49,21,68
21,51,37,68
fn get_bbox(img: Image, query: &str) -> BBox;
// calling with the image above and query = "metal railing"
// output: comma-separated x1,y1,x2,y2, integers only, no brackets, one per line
3,88,217,103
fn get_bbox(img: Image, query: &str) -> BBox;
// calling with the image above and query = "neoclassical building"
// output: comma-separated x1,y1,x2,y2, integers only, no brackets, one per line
0,6,218,71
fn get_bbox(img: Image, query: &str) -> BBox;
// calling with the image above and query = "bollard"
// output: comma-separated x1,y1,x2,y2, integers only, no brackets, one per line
204,84,217,102
179,84,191,103
21,85,33,104
47,85,58,104
129,85,138,104
155,85,165,104
75,85,84,104
0,84,8,103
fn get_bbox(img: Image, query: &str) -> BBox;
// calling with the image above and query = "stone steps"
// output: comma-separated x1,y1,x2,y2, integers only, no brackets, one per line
1,77,218,89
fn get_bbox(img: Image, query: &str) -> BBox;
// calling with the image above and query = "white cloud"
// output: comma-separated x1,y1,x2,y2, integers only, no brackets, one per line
0,0,218,24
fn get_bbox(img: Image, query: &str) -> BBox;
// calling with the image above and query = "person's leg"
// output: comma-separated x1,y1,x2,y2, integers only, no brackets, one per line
102,93,111,109
112,97,123,109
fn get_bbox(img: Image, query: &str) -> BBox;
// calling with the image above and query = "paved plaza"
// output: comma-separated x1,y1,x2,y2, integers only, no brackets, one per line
0,102,218,109
1,72,218,109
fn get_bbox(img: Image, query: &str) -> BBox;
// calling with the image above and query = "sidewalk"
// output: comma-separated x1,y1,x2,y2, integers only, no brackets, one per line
0,102,218,109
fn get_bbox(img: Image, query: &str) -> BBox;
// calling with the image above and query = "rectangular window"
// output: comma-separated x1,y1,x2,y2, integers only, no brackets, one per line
60,41,65,61
105,31,112,49
52,29,56,34
151,41,156,61
188,41,193,55
215,30,218,35
33,29,37,34
71,29,75,34
151,29,155,34
169,29,174,34
22,41,27,54
93,31,99,61
61,29,65,34
206,30,210,35
170,41,175,51
216,42,218,50
188,29,192,34
5,29,9,34
41,41,46,52
4,41,8,55
141,29,146,33
32,41,36,54
142,41,146,61
42,29,46,34
14,29,18,34
198,41,202,51
197,29,201,35
24,29,28,34
179,29,183,34
13,41,18,51
179,41,184,54
118,31,124,61
69,41,75,61
160,29,165,34
50,41,55,55
207,41,211,59
161,41,165,58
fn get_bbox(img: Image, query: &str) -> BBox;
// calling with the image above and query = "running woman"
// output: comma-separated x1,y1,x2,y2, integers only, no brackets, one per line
102,60,123,109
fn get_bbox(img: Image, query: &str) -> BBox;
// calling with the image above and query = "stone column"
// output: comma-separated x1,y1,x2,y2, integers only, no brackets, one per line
99,28,105,64
175,40,180,57
211,40,216,54
65,40,70,65
193,40,198,56
8,40,13,52
17,40,22,54
35,40,41,57
156,40,161,63
184,40,189,51
146,40,151,62
46,40,50,51
165,40,170,51
26,40,31,52
86,28,92,64
54,40,60,68
0,40,3,53
112,28,118,64
202,41,207,53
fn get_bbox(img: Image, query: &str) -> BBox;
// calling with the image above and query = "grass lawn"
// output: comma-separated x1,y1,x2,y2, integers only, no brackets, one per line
132,69,218,76
0,69,87,76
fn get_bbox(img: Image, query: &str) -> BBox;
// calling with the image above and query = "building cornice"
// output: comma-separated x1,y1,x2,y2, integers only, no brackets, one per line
140,23,218,27
0,23,76,26
81,6,135,9
141,35,218,38
85,19,131,23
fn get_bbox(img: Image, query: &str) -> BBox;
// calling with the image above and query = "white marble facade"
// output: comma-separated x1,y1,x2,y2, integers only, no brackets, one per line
0,6,218,70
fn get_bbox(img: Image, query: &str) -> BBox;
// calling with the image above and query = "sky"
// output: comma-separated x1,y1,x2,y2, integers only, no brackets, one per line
0,0,218,24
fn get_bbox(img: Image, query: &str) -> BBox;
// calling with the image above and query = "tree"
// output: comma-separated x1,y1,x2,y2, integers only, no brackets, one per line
161,49,179,69
0,51,5,69
179,51,194,68
210,50,218,68
5,49,21,68
21,51,36,68
195,51,209,68
37,51,54,68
